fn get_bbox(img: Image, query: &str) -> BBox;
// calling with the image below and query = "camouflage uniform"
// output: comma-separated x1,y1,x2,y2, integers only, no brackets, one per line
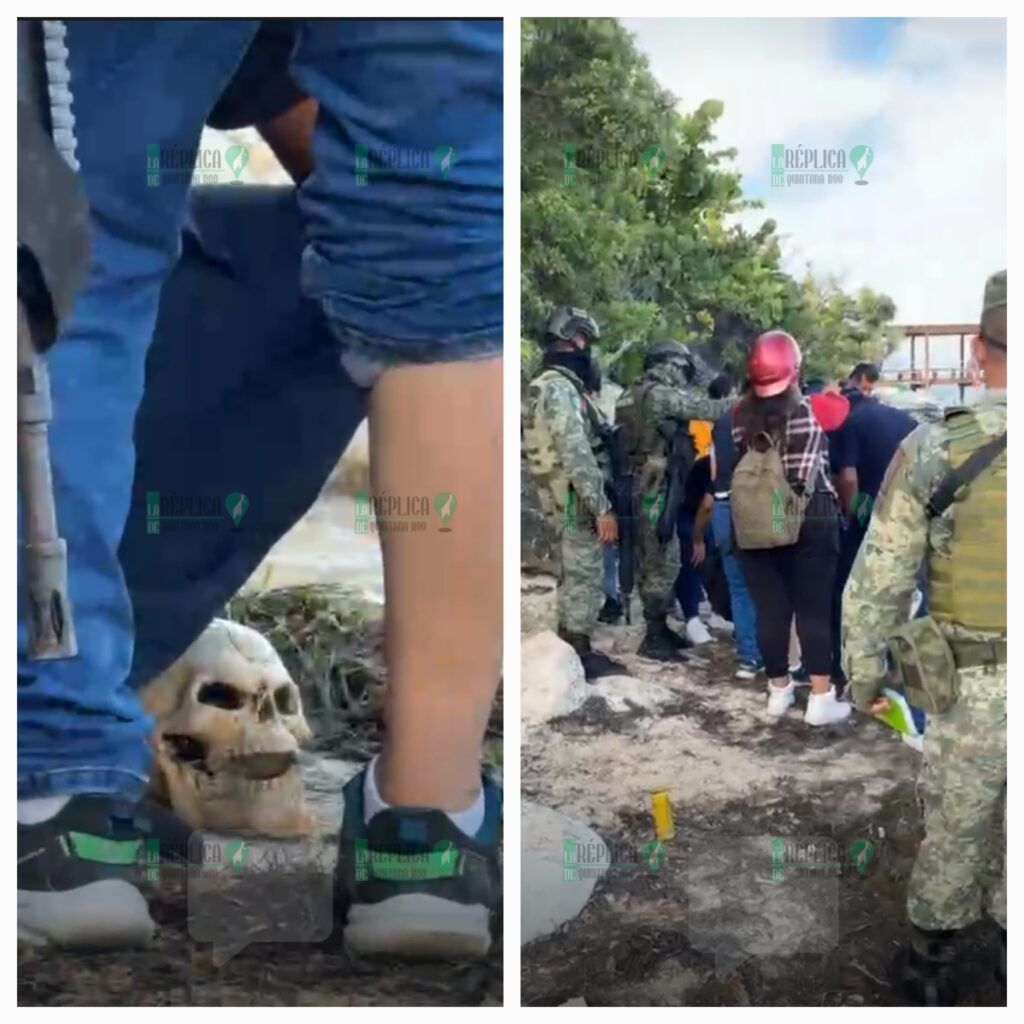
617,360,733,621
843,273,1007,936
523,364,611,636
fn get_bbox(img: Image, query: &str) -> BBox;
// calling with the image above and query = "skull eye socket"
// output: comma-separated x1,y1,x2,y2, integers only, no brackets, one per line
274,685,297,716
197,681,244,710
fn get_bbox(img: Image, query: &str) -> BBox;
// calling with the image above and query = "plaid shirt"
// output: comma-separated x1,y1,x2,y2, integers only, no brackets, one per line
733,395,836,497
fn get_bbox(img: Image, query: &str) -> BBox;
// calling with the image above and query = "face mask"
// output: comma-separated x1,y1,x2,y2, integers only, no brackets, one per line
545,349,602,392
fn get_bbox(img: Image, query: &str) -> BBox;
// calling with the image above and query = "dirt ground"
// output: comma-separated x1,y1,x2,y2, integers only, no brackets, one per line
18,585,503,1007
521,573,1004,1007
18,920,502,1007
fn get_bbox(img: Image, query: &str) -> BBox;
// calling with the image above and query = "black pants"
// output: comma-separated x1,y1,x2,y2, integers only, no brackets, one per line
738,500,839,679
831,519,867,678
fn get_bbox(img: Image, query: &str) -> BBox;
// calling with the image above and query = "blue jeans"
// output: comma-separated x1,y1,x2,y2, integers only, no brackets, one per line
602,544,619,601
674,508,712,621
18,20,503,801
711,499,762,665
291,20,503,381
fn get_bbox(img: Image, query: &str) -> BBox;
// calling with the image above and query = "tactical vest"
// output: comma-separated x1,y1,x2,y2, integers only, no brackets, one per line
927,408,1007,631
617,381,666,465
522,367,604,515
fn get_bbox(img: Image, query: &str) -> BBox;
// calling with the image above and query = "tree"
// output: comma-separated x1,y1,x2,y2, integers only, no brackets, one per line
521,18,897,384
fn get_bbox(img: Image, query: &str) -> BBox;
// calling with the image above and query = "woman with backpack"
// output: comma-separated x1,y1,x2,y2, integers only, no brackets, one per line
730,331,851,726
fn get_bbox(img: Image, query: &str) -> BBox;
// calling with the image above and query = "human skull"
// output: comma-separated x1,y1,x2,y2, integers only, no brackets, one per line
141,619,313,835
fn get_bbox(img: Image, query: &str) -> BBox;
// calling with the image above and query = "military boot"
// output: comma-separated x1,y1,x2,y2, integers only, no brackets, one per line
558,629,628,681
637,617,689,662
994,925,1006,994
597,596,623,625
892,926,961,1006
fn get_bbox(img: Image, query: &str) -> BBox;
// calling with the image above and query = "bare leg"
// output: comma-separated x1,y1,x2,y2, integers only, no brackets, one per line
809,674,831,695
368,357,502,813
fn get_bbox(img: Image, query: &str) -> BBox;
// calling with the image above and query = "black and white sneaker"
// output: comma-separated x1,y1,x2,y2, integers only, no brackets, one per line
18,794,191,948
335,769,501,959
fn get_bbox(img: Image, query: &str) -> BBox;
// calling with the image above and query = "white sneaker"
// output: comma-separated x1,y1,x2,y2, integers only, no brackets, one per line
804,686,853,726
766,681,795,717
708,613,734,633
686,616,713,645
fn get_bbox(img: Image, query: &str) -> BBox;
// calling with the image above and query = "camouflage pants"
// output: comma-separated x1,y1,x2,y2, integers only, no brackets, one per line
636,511,680,621
557,517,604,636
908,662,1007,930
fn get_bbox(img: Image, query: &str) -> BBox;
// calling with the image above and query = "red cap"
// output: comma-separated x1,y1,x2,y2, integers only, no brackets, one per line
809,391,851,432
748,331,802,397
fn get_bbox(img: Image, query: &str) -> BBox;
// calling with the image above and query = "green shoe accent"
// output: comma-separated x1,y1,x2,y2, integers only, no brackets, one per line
67,831,143,866
354,839,463,883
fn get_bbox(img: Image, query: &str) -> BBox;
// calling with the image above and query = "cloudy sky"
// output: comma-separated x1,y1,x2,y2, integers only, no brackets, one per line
622,17,1006,327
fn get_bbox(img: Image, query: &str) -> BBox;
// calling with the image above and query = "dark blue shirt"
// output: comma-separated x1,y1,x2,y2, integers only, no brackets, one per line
833,396,917,500
711,408,738,494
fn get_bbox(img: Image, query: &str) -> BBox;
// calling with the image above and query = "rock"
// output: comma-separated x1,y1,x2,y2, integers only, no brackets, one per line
522,801,608,945
521,631,586,728
592,674,674,713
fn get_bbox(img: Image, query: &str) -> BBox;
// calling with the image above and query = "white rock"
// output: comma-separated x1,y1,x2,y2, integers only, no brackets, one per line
592,675,675,713
521,631,587,729
522,801,608,945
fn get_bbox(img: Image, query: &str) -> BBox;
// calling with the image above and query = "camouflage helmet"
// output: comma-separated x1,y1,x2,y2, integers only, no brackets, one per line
643,339,693,372
545,306,600,345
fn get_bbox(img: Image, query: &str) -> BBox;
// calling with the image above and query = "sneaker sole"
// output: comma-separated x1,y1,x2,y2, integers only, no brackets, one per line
18,879,155,948
804,707,853,726
344,893,490,959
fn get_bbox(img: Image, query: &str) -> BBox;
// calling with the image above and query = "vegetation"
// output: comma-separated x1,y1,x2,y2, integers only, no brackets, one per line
521,17,898,385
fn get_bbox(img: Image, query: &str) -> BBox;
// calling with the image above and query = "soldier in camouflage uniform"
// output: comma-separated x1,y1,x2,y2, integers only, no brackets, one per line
843,272,1007,1004
616,341,735,660
523,307,627,680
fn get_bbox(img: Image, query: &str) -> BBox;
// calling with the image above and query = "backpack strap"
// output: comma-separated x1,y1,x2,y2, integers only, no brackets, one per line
926,431,1006,519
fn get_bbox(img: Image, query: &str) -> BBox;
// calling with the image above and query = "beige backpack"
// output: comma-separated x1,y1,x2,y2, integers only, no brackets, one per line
730,431,805,549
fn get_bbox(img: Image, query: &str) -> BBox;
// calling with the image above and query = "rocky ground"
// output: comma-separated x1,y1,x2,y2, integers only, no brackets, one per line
520,572,1004,1007
18,487,502,1007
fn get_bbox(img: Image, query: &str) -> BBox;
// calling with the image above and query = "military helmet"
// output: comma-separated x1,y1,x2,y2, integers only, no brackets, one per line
545,306,600,344
644,339,693,370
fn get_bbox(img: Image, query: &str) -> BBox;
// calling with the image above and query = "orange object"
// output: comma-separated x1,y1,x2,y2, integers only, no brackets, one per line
689,420,712,458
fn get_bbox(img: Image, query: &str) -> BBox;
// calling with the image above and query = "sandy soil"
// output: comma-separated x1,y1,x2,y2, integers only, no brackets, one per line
520,573,1004,1007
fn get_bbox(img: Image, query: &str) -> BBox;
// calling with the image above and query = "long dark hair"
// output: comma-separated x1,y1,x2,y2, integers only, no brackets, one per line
734,383,802,449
